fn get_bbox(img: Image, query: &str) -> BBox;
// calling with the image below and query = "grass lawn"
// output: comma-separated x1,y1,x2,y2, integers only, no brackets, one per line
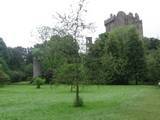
0,85,160,120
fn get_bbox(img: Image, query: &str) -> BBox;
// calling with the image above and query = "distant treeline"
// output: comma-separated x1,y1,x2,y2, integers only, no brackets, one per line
1,26,160,85
0,38,33,84
86,27,160,85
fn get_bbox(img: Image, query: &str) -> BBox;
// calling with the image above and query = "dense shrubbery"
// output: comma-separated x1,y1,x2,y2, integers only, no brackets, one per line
1,26,160,86
0,70,10,86
31,27,160,85
33,77,45,88
56,63,80,84
0,38,33,85
9,71,25,82
42,68,54,84
86,27,160,85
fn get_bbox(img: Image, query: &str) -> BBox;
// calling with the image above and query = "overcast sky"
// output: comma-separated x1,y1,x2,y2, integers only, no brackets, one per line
0,0,159,47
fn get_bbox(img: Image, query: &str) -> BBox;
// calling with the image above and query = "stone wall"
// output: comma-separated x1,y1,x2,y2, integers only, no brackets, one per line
33,57,41,78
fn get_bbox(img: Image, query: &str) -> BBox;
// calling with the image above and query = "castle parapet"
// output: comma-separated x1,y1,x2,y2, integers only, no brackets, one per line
104,11,143,38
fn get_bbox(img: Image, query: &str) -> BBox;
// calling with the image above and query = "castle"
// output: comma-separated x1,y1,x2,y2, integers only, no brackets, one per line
33,11,144,77
104,11,143,37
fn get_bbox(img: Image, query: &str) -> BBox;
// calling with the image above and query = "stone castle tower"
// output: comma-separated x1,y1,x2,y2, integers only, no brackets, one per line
33,57,41,78
104,11,143,37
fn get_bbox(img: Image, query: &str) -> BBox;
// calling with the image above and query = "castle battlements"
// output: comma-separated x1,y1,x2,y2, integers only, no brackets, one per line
104,11,143,37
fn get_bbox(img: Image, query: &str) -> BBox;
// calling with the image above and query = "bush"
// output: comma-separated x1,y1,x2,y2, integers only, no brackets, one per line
26,76,33,82
9,71,25,82
33,77,45,89
23,64,33,79
73,97,83,107
42,68,54,84
56,63,82,84
0,58,10,74
0,70,10,86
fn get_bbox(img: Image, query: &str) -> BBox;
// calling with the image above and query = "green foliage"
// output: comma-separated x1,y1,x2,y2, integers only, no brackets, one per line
147,47,160,84
102,55,128,84
9,71,25,82
23,63,33,80
43,68,54,84
35,35,79,71
0,57,10,74
0,25,160,86
0,69,10,86
33,77,45,89
86,33,107,84
86,26,147,85
125,28,146,84
0,57,10,85
8,47,27,70
7,47,33,82
143,37,160,50
33,35,80,85
56,63,82,84
0,38,9,63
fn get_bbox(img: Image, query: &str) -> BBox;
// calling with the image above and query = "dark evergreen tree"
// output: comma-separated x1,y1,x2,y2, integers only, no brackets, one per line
125,28,146,85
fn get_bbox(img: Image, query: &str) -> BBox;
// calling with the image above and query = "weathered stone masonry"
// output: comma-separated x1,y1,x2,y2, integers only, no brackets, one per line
104,11,143,37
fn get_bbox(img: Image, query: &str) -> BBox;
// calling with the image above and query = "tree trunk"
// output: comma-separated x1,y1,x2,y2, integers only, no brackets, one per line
76,82,79,102
135,79,138,85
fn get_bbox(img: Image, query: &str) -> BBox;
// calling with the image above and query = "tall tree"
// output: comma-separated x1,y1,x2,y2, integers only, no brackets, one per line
125,27,146,85
86,33,107,84
104,27,129,84
0,38,9,63
37,0,94,107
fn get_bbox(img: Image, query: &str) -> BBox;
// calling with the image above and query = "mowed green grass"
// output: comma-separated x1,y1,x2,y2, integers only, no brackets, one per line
0,85,160,120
